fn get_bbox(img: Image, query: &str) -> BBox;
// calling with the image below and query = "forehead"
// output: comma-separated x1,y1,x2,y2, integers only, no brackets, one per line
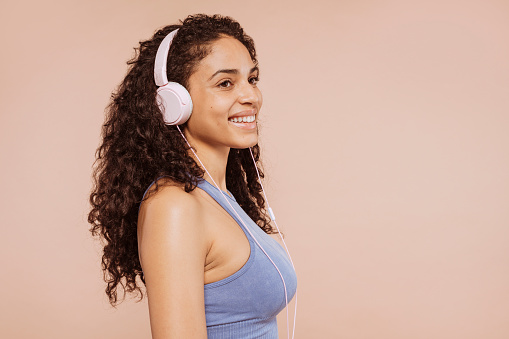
195,37,256,76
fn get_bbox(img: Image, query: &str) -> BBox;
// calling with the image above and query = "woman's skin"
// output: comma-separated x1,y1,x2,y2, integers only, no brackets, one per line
137,36,263,338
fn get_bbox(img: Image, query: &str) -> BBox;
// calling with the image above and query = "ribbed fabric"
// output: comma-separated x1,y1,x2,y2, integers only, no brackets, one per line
197,179,297,339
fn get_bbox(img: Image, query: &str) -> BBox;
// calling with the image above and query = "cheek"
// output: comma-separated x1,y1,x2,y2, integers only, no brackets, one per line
189,89,236,123
189,98,227,129
209,96,235,115
189,91,213,119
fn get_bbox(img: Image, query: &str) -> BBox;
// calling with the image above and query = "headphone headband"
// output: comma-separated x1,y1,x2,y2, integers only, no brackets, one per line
154,29,179,87
153,28,192,125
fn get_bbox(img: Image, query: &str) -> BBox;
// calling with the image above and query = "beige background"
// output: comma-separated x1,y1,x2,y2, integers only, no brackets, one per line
1,0,508,338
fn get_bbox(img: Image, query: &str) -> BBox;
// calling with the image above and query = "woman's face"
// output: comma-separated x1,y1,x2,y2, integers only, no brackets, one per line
185,36,262,151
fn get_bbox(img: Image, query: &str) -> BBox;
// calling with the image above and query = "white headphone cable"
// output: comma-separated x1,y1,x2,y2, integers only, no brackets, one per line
248,147,298,339
176,126,295,339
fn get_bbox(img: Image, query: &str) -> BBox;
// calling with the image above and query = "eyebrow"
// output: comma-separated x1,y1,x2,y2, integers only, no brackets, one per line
208,66,259,81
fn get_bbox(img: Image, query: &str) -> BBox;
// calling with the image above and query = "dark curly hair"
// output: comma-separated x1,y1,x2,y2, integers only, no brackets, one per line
88,14,273,306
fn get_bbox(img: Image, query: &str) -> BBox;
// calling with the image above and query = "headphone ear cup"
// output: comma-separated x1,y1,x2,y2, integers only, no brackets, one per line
156,82,193,125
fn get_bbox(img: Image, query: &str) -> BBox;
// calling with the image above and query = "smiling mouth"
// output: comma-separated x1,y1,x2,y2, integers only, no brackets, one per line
228,115,256,123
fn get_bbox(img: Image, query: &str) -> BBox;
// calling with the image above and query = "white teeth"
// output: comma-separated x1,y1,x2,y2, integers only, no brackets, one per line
229,115,255,123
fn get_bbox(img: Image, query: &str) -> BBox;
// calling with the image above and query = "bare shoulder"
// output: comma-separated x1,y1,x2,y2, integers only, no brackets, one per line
137,180,207,262
139,180,202,226
140,179,198,209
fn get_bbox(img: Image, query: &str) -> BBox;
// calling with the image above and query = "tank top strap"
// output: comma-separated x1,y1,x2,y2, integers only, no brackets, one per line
196,178,236,202
195,179,253,236
138,175,172,213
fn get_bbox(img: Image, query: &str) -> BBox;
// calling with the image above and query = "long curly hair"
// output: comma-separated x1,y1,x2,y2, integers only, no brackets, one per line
88,14,273,306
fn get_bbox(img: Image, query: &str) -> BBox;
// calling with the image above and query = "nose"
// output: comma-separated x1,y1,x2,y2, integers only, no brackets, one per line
237,80,260,106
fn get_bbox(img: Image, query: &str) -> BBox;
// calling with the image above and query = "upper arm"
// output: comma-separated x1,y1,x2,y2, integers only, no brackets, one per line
137,186,208,339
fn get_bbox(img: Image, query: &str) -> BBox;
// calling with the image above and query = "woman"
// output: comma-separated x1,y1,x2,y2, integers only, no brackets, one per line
89,14,297,338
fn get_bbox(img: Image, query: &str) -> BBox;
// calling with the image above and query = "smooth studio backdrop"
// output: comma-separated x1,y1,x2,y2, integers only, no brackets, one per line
1,0,508,338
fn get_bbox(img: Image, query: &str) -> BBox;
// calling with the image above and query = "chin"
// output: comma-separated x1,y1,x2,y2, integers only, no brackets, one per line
230,134,258,149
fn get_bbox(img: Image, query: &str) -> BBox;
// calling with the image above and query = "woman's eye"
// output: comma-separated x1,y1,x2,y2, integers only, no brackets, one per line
249,76,259,85
218,80,232,88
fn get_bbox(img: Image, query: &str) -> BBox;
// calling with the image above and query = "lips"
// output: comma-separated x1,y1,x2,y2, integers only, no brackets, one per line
228,109,257,128
228,110,257,130
229,109,256,118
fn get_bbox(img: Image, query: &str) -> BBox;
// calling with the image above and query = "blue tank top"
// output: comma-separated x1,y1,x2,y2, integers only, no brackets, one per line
197,179,297,338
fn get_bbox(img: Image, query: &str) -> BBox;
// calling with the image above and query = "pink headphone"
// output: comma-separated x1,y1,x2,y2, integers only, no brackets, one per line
153,29,193,125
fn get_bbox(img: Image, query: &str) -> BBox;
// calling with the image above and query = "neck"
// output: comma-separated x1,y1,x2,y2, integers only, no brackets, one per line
180,127,230,191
